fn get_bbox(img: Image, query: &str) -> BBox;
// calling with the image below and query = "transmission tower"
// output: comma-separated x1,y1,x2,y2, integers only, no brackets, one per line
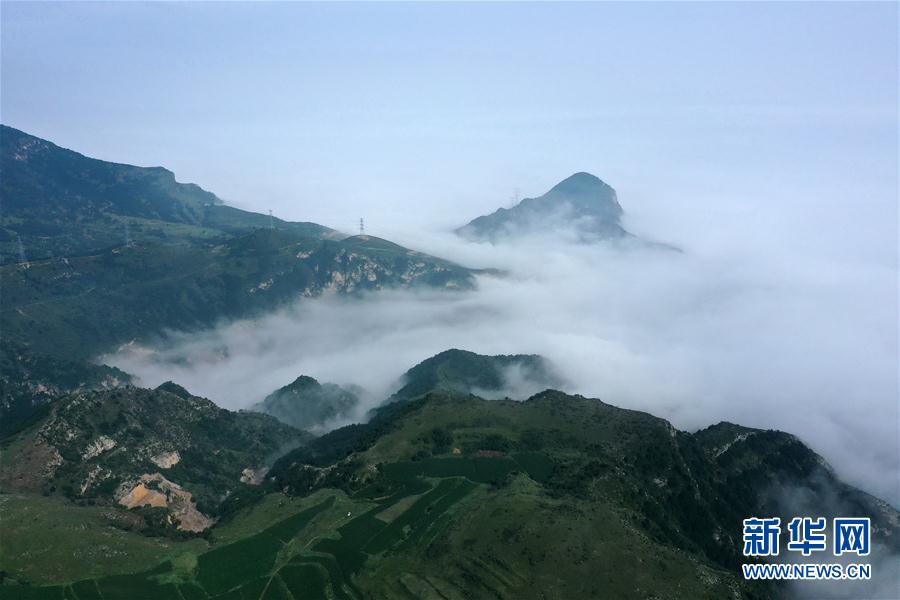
359,218,365,235
16,234,29,267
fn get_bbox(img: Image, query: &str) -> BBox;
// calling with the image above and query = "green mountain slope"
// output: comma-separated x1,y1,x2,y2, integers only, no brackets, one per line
1,229,474,362
0,383,309,532
0,340,132,436
2,351,897,598
258,351,900,598
0,124,334,264
0,126,480,429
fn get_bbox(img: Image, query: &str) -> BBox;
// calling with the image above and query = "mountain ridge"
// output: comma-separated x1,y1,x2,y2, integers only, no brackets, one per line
0,124,336,264
269,381,899,599
3,349,898,598
0,383,310,534
0,126,481,432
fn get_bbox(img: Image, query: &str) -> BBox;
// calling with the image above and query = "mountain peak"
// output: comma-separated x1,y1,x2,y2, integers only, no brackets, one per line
286,375,321,390
388,348,564,403
455,171,627,242
548,172,611,194
252,375,360,432
155,381,192,399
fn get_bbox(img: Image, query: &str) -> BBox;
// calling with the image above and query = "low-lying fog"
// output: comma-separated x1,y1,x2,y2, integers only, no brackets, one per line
106,197,898,510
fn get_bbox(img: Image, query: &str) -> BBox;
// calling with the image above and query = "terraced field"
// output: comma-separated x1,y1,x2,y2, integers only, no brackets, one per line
2,456,534,599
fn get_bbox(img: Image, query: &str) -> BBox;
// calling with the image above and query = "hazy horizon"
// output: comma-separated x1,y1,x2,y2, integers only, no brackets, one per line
2,2,897,250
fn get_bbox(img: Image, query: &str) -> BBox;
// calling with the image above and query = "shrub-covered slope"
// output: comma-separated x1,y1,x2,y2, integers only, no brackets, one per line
0,383,309,531
0,126,479,429
3,371,898,598
268,388,899,599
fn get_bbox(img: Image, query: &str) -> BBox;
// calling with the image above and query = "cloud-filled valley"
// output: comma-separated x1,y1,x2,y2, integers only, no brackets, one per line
107,218,899,508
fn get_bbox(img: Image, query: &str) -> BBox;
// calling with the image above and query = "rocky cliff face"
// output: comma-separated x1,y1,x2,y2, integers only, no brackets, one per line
0,384,310,532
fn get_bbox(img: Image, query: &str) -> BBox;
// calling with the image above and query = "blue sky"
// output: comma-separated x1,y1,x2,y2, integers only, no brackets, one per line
2,1,897,254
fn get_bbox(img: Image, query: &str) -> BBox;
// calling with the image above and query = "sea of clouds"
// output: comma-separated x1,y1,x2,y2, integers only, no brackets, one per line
107,217,898,511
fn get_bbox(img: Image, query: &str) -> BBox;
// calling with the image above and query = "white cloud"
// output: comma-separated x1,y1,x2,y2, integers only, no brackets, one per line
106,220,899,510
